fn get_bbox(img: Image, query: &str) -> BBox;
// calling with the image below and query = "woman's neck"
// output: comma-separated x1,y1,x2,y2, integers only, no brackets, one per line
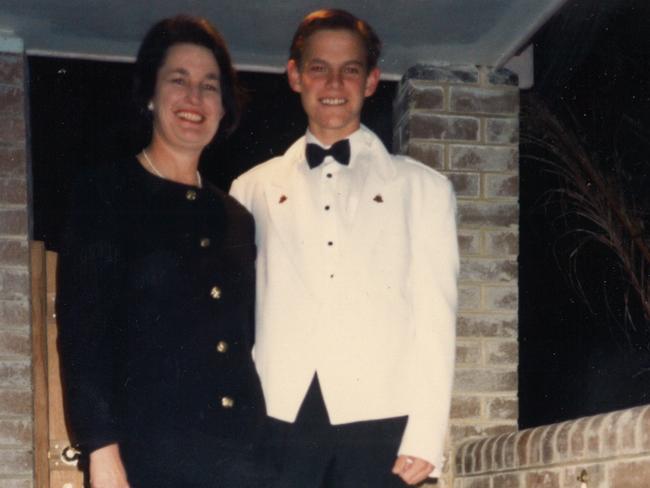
140,142,202,187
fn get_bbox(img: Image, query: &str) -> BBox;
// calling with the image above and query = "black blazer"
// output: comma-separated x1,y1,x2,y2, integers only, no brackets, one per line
57,158,265,469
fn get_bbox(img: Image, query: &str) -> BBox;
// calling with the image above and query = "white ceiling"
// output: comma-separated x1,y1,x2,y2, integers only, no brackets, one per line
1,0,567,78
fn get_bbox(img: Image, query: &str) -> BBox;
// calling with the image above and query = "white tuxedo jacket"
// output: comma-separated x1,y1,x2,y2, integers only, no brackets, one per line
230,126,458,471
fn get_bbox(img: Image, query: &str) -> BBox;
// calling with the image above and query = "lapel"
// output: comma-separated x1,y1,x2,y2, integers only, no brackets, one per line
339,127,399,278
262,137,323,296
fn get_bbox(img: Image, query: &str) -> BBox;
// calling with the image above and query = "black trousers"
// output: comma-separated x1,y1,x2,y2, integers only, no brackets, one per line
266,375,409,488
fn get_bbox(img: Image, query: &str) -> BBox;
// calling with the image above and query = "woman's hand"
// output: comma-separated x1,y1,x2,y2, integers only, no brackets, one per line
89,443,130,488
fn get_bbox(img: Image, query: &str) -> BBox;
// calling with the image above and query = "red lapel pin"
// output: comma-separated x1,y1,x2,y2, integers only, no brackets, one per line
279,195,288,204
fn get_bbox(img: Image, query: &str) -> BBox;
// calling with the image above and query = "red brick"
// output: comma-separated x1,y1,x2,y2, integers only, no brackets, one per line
0,54,24,85
639,405,650,450
0,117,26,143
563,464,604,488
0,86,24,115
460,258,517,284
458,201,518,227
455,369,517,393
485,340,518,366
483,434,500,471
487,396,518,420
529,426,546,465
0,146,27,176
0,360,31,388
609,460,650,488
0,267,30,300
458,230,481,255
0,178,27,205
485,174,519,198
484,286,518,311
451,423,515,445
493,433,509,470
0,390,31,416
410,113,479,141
516,429,533,466
456,340,482,366
0,419,32,445
0,448,32,474
0,239,28,266
524,470,559,488
407,141,444,170
493,473,521,487
449,172,480,198
459,286,481,311
462,477,490,488
0,208,28,236
569,416,590,458
617,407,638,452
555,421,572,460
503,432,517,468
407,82,445,110
464,439,479,473
541,424,558,464
486,117,519,144
0,329,30,356
586,414,605,456
602,410,622,455
474,437,488,472
451,395,482,419
0,479,32,488
485,230,519,256
0,299,30,326
457,314,517,338
451,145,518,171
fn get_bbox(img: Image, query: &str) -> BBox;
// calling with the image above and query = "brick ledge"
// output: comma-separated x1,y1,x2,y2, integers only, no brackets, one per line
455,404,650,476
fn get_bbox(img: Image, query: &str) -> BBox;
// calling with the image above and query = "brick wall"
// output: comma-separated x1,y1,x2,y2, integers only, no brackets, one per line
0,38,34,486
393,64,519,484
454,404,650,488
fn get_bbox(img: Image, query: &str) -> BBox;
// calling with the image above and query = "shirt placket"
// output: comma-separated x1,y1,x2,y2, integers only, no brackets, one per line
320,158,342,286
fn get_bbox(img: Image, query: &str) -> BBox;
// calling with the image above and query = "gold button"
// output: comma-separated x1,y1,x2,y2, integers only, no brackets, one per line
186,189,197,201
216,340,228,353
200,238,211,248
221,396,235,408
210,286,222,299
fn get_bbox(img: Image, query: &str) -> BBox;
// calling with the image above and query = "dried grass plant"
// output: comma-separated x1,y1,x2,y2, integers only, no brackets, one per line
521,96,650,333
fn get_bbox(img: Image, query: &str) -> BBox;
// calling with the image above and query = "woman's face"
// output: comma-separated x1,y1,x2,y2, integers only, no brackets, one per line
150,43,224,153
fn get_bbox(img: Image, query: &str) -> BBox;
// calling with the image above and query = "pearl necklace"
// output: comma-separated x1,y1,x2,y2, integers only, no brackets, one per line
142,148,202,188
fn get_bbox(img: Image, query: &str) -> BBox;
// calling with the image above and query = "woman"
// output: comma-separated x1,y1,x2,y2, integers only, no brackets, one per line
57,15,269,488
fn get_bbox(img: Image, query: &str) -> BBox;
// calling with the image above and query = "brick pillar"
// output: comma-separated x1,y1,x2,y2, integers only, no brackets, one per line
394,64,519,484
0,36,34,485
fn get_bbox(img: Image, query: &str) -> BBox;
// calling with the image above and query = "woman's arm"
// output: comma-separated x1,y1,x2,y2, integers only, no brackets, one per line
57,166,125,455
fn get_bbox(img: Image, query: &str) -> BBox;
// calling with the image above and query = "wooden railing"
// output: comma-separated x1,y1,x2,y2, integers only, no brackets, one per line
31,242,85,488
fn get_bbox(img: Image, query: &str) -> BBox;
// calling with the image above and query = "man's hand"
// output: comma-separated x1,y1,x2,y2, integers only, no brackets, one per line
89,443,130,488
392,455,434,485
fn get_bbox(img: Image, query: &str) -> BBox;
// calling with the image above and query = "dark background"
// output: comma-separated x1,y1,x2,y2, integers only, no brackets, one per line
28,0,650,430
519,0,650,427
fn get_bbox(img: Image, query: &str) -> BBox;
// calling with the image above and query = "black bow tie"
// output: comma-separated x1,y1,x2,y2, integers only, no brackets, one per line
306,139,350,169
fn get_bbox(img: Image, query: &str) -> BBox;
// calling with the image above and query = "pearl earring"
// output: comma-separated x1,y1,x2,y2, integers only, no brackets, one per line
147,101,154,111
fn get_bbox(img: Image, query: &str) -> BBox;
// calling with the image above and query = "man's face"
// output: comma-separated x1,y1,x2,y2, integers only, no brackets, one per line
287,29,380,146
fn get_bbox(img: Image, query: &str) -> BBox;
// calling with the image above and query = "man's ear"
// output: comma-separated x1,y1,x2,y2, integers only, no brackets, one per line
364,67,381,98
287,59,302,93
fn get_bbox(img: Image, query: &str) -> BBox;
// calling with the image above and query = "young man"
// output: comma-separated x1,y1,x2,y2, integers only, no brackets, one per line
230,9,458,487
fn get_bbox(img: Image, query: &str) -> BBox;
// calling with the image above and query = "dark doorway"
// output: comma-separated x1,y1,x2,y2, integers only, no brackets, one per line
519,0,650,428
